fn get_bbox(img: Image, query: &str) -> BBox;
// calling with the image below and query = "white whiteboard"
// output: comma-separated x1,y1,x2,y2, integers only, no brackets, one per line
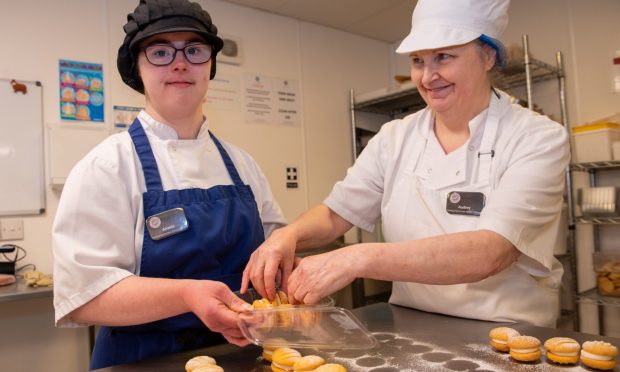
0,78,45,215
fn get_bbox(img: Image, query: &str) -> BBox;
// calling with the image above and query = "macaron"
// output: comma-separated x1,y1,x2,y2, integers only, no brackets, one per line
262,338,287,363
544,337,580,364
489,327,520,352
293,355,325,371
253,298,274,309
508,335,541,362
271,347,302,372
580,340,618,370
313,364,347,372
185,355,217,371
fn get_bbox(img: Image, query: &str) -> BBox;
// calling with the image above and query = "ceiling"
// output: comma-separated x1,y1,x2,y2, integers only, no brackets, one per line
219,0,416,43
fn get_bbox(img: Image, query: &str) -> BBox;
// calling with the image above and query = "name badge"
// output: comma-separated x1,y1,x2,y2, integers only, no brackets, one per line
446,191,485,216
145,208,189,240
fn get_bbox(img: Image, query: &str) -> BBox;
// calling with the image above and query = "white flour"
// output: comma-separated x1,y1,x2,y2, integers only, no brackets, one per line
309,332,597,372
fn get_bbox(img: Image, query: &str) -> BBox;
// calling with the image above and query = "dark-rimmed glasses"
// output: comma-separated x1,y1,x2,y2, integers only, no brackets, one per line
143,43,212,66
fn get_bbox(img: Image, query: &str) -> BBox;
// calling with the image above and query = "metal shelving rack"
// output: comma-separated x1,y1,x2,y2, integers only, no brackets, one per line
349,35,579,325
571,160,620,334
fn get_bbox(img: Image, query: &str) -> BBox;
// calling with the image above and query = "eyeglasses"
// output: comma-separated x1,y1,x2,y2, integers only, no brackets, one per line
143,43,212,66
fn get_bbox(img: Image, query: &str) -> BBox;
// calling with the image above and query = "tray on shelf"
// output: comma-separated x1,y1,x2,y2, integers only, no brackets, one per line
573,216,620,225
571,161,620,171
576,288,620,307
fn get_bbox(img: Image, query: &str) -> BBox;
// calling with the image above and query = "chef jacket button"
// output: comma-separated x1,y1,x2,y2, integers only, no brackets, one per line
456,170,461,176
427,168,432,174
468,145,475,151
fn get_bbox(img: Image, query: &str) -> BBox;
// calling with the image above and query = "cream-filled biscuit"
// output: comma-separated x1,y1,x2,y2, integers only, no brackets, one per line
544,337,580,364
508,335,541,362
489,327,520,352
580,340,618,370
271,347,301,372
185,355,217,371
293,355,325,371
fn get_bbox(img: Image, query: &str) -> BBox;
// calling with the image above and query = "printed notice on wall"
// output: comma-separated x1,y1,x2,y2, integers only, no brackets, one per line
59,59,104,123
113,105,142,133
206,72,241,111
274,78,300,126
243,73,301,125
243,73,274,123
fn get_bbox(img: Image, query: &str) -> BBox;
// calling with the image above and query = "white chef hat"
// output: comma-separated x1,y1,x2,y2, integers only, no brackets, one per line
396,0,510,65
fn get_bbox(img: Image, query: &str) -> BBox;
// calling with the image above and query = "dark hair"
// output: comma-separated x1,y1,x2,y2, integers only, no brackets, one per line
117,0,224,94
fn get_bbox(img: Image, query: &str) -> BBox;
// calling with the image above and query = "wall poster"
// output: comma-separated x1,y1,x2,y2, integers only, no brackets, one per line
59,59,104,123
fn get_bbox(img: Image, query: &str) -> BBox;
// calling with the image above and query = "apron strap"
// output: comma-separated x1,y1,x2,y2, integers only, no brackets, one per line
476,88,501,186
209,131,245,187
129,118,164,192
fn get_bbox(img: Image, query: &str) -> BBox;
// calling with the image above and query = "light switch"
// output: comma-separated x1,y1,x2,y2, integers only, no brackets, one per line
0,219,24,241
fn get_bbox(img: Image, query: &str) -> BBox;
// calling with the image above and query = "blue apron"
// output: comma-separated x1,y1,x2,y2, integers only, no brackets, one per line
90,119,265,370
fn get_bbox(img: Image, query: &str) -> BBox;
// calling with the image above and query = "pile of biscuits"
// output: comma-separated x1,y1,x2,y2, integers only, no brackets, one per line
597,259,620,297
489,326,618,370
185,355,224,372
267,347,346,372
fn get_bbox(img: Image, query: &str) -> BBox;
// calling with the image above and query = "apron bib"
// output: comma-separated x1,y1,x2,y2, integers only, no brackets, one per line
384,92,559,325
91,119,265,369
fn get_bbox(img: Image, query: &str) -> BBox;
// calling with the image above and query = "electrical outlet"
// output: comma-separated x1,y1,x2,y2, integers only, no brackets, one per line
286,167,298,189
0,219,24,241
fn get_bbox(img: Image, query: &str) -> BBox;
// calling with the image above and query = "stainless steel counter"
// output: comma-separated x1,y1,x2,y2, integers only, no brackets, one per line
0,278,53,303
94,302,620,371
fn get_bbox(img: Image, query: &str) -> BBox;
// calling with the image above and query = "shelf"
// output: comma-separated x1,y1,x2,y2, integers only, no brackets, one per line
570,161,620,171
576,288,620,307
354,86,426,115
353,57,559,116
492,58,560,90
573,216,620,225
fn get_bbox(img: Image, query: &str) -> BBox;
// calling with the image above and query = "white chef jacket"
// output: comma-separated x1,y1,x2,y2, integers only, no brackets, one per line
325,90,569,327
53,111,287,327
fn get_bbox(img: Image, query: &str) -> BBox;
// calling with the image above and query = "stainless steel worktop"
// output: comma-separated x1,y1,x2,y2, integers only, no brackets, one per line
0,278,53,303
94,302,620,371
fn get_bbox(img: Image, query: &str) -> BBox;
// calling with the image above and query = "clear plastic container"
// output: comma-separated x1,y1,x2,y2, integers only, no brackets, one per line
593,251,620,297
235,288,335,307
238,306,378,349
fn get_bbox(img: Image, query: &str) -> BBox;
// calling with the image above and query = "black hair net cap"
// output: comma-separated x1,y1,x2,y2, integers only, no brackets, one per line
118,0,224,94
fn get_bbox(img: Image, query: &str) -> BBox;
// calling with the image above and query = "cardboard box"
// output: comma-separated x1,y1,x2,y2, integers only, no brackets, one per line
572,122,620,163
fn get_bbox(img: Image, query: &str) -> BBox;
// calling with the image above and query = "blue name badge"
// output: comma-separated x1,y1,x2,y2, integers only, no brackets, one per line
145,208,189,240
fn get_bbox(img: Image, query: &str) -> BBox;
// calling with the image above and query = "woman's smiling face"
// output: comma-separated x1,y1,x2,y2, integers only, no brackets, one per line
410,41,496,116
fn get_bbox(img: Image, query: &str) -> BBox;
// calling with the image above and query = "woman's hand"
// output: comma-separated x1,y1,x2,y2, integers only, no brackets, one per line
181,280,253,346
240,227,298,300
287,245,364,304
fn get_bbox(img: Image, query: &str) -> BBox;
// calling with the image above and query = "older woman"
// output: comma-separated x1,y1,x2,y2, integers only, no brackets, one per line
242,0,569,327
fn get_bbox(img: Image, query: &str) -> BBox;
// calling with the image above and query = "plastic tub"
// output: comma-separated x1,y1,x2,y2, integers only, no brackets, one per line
238,306,378,349
593,251,620,297
572,122,620,163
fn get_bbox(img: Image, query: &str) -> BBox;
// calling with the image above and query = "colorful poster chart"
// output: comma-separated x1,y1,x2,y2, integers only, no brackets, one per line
113,105,142,132
59,59,104,123
243,73,274,124
274,78,300,126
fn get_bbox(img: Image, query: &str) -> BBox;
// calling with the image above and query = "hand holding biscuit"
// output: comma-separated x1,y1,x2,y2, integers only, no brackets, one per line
181,280,252,346
288,245,360,305
241,227,298,301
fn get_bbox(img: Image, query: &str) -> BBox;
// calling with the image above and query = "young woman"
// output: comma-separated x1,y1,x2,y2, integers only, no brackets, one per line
53,0,286,369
